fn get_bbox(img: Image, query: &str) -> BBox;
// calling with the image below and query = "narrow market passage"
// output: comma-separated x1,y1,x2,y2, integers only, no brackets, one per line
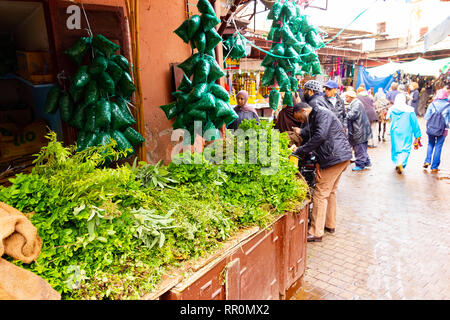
292,118,450,300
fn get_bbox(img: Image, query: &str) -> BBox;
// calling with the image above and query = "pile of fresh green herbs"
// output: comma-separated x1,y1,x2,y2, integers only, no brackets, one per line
0,120,307,299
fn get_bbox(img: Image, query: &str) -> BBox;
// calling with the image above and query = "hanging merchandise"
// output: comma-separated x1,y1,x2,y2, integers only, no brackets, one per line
160,0,238,144
258,0,324,108
223,33,247,62
44,33,145,161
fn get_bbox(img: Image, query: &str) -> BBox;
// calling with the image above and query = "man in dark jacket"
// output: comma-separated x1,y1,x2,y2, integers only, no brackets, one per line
292,102,352,242
345,90,372,171
323,80,346,128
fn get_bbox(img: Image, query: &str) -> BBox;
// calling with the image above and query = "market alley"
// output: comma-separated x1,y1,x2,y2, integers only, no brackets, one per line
293,118,450,300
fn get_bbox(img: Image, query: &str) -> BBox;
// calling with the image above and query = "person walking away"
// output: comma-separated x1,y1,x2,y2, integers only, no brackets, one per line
386,93,422,174
357,88,378,147
323,80,346,129
409,82,420,116
345,90,372,171
423,89,450,173
386,82,400,105
374,88,390,142
291,102,352,242
228,90,259,130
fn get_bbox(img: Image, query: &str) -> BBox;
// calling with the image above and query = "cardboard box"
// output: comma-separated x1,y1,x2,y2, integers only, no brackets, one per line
16,51,54,84
0,120,48,162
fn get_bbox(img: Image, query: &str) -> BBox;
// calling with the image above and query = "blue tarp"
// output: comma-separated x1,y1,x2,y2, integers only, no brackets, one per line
356,65,395,94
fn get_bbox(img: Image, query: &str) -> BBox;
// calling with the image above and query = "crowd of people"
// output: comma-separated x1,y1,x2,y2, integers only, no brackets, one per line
229,74,449,243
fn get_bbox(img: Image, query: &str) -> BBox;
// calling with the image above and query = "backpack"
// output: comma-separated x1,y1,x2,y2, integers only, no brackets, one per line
426,103,450,136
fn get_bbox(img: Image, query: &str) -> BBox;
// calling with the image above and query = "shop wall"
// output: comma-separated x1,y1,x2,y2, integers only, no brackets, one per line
76,0,197,164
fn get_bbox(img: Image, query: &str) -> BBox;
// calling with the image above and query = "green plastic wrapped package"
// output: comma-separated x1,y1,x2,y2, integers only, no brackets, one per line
277,58,294,73
174,19,190,43
261,67,276,87
107,60,123,84
187,108,207,121
193,30,206,53
64,37,92,65
301,62,311,74
204,54,225,82
193,58,210,84
306,30,324,49
209,83,229,102
160,102,179,120
201,14,221,32
178,74,192,93
72,104,87,129
188,83,208,103
99,71,116,95
116,98,136,125
282,91,293,106
96,131,113,147
92,34,120,58
281,25,299,46
282,0,296,20
261,54,276,68
269,88,280,110
190,93,216,111
296,32,306,44
301,15,314,33
88,55,108,75
223,108,239,126
76,130,87,152
84,132,98,149
203,121,220,141
84,106,97,133
188,15,201,39
177,53,201,78
111,101,134,130
122,126,145,146
289,17,303,35
70,84,85,103
197,0,216,15
290,76,299,92
311,60,322,75
118,72,136,98
205,28,222,52
301,44,317,62
275,67,290,89
272,27,282,43
112,129,134,157
84,80,99,105
267,0,282,20
285,46,299,62
95,99,112,129
292,41,306,54
214,99,231,117
112,55,130,72
59,92,74,122
272,43,285,56
72,65,90,88
44,85,61,114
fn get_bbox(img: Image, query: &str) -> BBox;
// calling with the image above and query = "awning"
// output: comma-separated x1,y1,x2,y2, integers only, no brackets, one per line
400,57,442,77
366,61,403,78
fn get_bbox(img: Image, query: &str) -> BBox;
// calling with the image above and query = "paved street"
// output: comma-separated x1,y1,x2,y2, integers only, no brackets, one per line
292,118,450,300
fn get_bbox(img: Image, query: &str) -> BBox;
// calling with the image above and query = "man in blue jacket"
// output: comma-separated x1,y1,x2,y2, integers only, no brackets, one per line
292,102,352,242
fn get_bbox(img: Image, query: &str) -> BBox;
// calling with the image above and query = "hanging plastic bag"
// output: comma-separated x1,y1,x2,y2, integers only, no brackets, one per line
174,19,190,43
44,85,61,114
272,43,285,56
188,82,208,103
118,72,137,98
72,104,87,129
193,58,210,84
283,91,293,106
116,98,136,125
84,80,99,105
275,67,290,88
88,55,108,75
172,113,185,130
92,34,120,58
178,74,192,93
201,13,221,32
261,67,276,87
69,83,85,103
95,99,112,129
289,17,303,35
301,44,317,62
267,0,282,21
205,28,222,52
187,109,207,121
210,83,229,102
99,71,116,95
190,93,216,111
84,106,97,132
261,54,276,68
59,92,74,122
204,55,225,82
76,130,87,152
306,30,324,49
83,132,97,149
160,102,179,120
193,30,207,53
281,25,299,46
111,129,134,155
112,54,130,72
123,126,145,146
290,76,299,92
269,88,280,110
96,131,113,147
107,59,123,84
197,0,216,16
64,37,92,65
301,15,314,33
282,1,296,20
311,60,322,75
187,15,202,40
72,65,91,88
177,53,200,78
111,101,134,130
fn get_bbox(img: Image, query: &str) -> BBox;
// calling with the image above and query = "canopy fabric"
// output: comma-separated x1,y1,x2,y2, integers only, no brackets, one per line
356,66,394,94
366,61,403,78
400,57,442,77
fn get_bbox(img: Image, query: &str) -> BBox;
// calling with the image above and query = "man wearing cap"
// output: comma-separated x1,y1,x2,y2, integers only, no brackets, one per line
345,90,372,171
323,80,346,128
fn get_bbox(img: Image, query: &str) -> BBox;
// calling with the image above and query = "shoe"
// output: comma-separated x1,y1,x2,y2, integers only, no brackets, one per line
378,136,381,142
324,227,335,233
307,234,322,242
365,162,372,168
395,164,403,174
431,169,439,173
423,163,430,168
352,166,365,171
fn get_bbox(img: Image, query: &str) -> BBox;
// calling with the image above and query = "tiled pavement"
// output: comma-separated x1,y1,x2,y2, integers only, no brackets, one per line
292,118,450,300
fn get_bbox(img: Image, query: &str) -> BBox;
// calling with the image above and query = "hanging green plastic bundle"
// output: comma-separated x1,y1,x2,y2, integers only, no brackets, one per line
106,60,123,83
192,59,210,85
99,71,116,95
64,37,92,65
59,92,74,122
209,83,229,102
192,30,207,53
283,91,293,107
205,28,222,52
44,85,61,114
88,55,108,75
201,14,221,32
72,104,87,129
267,0,282,21
111,101,134,130
178,74,192,93
84,107,97,133
112,55,130,72
110,130,134,155
122,126,145,146
197,0,216,16
290,76,299,92
72,65,91,88
118,72,136,98
269,88,280,110
174,19,190,43
95,99,112,129
187,15,201,39
159,102,179,120
311,60,322,75
261,67,276,87
84,80,99,105
92,34,120,58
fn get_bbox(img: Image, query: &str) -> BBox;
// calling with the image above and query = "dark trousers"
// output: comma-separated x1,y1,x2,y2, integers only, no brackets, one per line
353,142,371,168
